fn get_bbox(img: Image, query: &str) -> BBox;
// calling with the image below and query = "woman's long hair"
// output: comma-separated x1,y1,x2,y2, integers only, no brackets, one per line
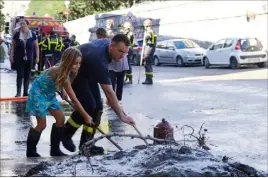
53,47,82,89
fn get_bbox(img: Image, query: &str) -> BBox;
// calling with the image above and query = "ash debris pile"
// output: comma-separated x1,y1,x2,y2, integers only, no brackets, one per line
25,145,268,177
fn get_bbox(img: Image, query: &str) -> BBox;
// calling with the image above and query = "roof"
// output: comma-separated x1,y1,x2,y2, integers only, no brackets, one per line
159,38,192,42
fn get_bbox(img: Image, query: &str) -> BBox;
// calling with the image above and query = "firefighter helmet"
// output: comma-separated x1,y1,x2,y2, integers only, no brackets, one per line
122,21,133,30
106,19,114,29
143,19,153,27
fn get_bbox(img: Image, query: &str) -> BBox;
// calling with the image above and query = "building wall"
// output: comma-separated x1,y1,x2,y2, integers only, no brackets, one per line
63,1,267,49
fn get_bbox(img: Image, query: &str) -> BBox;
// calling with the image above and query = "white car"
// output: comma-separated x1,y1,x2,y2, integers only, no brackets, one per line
202,37,267,69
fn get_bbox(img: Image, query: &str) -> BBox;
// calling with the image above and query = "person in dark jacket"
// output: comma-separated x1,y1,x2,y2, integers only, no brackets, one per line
10,19,39,97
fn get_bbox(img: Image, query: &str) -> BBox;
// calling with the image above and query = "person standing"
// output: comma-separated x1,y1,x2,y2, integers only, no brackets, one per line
142,19,156,85
94,28,129,103
121,21,135,84
70,35,80,47
10,19,39,97
106,19,115,37
40,31,59,66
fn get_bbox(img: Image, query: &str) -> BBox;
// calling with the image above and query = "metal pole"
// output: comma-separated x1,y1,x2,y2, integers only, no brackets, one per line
137,27,147,84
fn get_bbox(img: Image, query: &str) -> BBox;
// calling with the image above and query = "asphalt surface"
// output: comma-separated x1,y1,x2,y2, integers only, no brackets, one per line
0,64,267,176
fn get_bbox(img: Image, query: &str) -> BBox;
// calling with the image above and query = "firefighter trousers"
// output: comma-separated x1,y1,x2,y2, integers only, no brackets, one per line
143,46,154,77
125,48,133,79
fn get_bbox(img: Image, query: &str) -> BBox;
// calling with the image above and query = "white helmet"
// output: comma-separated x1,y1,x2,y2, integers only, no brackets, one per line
143,19,153,27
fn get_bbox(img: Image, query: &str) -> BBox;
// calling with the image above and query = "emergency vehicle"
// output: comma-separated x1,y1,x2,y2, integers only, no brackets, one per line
10,16,68,38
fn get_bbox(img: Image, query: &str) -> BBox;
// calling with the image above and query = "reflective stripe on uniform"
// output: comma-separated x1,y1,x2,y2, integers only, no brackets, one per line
83,125,94,133
151,31,155,44
126,73,132,77
145,72,153,76
56,40,64,52
67,116,81,128
48,38,59,51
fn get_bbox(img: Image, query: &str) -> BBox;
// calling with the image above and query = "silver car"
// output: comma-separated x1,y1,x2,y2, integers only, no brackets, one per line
131,38,143,66
153,39,205,66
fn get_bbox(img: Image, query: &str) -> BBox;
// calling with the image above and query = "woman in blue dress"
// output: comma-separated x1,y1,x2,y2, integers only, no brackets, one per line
25,47,93,157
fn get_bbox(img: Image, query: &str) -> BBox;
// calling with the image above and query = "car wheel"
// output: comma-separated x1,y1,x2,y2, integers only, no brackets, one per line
177,56,185,67
256,62,267,68
204,57,210,69
154,56,160,66
230,57,240,69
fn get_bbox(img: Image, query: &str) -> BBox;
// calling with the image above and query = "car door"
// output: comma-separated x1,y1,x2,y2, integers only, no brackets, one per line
155,42,163,62
207,39,225,64
165,41,176,63
220,39,234,64
158,41,167,62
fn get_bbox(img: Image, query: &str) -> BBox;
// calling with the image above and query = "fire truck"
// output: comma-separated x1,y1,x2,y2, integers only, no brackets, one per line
10,16,69,38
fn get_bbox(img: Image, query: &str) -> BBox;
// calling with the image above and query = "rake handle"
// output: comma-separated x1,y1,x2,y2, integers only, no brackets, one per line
57,91,123,151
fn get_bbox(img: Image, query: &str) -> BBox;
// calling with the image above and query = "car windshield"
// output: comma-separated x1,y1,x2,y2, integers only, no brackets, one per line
174,40,200,49
137,40,143,47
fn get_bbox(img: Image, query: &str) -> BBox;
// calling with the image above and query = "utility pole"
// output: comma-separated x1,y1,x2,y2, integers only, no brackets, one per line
64,0,70,22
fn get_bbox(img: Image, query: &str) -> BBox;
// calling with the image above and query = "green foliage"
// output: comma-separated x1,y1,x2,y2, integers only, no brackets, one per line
26,0,65,18
67,0,157,20
0,0,5,32
25,0,164,21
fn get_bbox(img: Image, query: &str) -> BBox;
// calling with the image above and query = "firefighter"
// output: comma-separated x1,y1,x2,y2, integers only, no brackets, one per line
122,21,135,84
142,19,156,85
63,33,71,50
106,19,115,37
70,35,80,47
96,27,108,39
55,33,65,63
40,31,59,66
38,33,48,72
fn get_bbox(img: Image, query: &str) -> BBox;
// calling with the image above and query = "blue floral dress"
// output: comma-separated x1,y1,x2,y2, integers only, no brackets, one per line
26,69,62,118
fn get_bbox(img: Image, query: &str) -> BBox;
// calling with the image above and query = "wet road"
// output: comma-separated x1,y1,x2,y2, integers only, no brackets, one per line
0,64,267,176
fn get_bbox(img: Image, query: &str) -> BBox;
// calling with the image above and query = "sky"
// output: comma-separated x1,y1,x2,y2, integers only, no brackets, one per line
3,1,30,18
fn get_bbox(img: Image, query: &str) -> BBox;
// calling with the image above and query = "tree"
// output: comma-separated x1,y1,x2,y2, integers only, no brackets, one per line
67,0,158,20
0,0,5,32
26,0,65,18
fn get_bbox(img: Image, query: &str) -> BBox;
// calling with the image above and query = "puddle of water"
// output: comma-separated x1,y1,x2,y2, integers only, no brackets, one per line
0,101,155,176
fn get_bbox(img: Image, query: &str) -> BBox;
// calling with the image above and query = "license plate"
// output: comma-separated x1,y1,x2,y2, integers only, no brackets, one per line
249,58,260,62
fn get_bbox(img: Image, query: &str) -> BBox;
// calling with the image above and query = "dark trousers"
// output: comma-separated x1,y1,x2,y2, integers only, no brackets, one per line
126,48,133,78
144,46,155,76
109,70,125,101
16,59,32,94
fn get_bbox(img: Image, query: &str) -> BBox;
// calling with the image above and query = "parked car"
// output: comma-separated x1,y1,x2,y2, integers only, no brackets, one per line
131,39,143,66
153,39,205,67
202,37,267,69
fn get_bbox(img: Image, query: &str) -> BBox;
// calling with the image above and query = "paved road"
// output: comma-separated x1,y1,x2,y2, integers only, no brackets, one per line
0,65,267,176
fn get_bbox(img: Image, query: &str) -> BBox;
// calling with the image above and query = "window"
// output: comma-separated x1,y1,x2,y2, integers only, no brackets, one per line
156,42,163,48
166,41,175,50
239,38,262,52
156,41,167,49
137,40,143,47
212,39,225,50
223,39,234,48
174,40,200,49
174,41,186,49
183,40,200,48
